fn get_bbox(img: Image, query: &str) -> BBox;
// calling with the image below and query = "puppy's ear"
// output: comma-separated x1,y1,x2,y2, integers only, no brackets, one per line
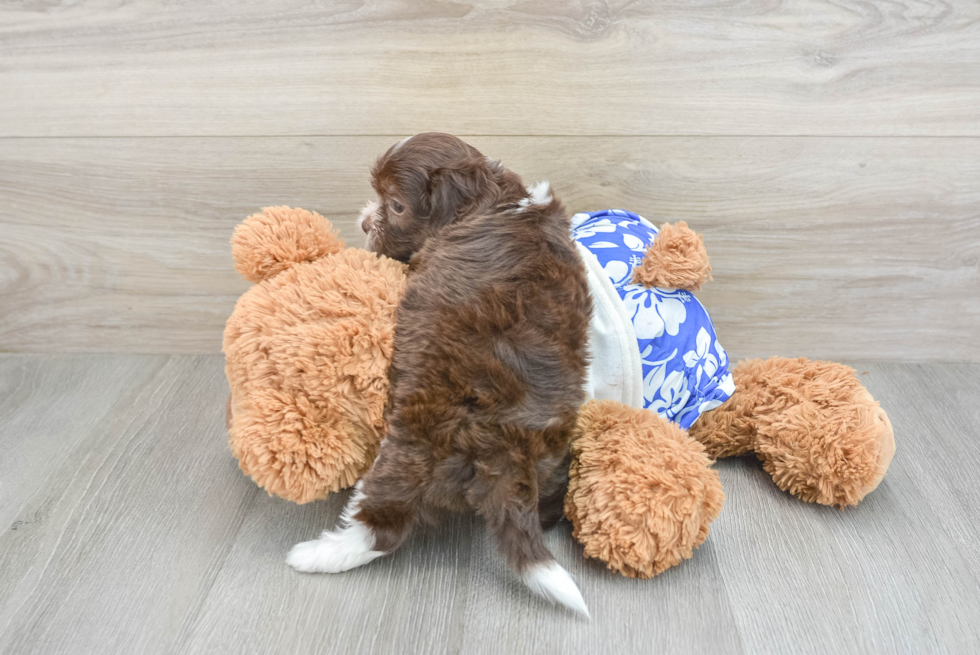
427,157,496,226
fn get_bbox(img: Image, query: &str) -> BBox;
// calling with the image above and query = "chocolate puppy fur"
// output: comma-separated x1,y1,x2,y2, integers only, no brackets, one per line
287,133,593,616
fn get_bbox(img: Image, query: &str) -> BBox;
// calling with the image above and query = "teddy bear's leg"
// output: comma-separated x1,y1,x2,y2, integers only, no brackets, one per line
566,400,723,578
689,357,895,508
685,374,762,460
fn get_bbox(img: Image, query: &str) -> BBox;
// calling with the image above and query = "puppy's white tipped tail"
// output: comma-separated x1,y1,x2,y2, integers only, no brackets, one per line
523,561,590,618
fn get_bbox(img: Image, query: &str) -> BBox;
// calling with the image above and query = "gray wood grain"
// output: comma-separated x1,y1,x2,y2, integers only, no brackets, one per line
709,364,980,655
456,520,744,655
860,364,980,584
2,136,977,360
1,1,978,136
0,355,167,532
3,0,978,648
2,355,979,654
180,493,474,655
0,354,254,655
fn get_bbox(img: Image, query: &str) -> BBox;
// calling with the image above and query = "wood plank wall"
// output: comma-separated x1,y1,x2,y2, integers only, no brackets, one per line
1,1,978,360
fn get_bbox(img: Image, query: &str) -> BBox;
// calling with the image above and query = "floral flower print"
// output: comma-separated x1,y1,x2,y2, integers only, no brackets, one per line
571,209,735,430
622,286,688,340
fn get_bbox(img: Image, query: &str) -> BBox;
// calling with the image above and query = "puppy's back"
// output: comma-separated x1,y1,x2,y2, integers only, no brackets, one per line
393,197,592,414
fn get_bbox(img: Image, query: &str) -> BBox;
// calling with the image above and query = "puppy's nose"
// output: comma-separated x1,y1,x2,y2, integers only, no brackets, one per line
358,200,379,234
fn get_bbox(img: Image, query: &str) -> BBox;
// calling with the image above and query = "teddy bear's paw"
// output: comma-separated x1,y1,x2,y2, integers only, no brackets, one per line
286,525,383,573
566,400,724,579
759,394,896,508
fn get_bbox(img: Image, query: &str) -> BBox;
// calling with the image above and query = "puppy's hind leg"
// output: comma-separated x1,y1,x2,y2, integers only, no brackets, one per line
287,447,420,574
478,466,589,618
537,451,571,532
286,481,380,573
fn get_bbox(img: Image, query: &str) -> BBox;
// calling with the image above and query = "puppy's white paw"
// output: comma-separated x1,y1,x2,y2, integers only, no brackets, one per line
286,524,382,573
286,539,332,573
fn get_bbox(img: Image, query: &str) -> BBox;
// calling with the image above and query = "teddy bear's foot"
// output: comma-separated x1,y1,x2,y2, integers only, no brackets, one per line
566,400,723,578
851,387,896,497
691,357,895,508
757,383,895,508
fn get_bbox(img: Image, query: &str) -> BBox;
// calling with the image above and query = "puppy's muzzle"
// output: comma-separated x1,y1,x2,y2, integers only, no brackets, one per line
358,200,380,235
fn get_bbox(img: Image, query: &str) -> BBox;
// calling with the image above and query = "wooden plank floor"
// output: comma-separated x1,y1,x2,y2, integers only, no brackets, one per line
1,355,978,654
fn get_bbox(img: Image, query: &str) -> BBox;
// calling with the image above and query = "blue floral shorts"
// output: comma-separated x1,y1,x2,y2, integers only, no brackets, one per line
571,209,735,429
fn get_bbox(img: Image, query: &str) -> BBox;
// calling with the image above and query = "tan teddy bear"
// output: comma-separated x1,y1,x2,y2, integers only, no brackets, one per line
223,206,895,578
223,206,406,503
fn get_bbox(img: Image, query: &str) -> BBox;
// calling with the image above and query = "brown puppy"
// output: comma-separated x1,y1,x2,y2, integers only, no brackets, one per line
287,134,592,616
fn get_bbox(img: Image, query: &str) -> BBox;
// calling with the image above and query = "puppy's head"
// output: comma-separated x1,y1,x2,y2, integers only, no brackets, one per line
360,133,523,262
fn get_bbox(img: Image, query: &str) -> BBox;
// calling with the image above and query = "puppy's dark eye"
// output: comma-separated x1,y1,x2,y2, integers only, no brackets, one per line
390,199,405,214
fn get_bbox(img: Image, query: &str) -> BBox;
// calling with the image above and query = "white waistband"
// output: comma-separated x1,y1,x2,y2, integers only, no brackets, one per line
574,242,645,409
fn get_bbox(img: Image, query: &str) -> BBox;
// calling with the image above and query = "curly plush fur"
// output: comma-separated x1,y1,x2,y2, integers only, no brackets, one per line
631,220,712,291
565,400,724,578
224,207,407,503
689,357,895,508
223,206,894,584
231,206,346,283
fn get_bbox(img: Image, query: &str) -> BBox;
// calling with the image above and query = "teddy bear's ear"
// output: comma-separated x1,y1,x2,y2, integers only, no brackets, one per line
632,221,712,291
231,206,345,283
